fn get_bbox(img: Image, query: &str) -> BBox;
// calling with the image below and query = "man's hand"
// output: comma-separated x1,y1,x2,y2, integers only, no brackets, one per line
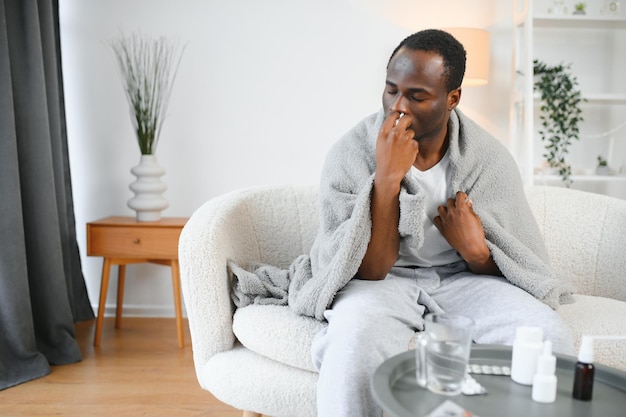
433,191,502,276
375,111,418,190
357,112,418,281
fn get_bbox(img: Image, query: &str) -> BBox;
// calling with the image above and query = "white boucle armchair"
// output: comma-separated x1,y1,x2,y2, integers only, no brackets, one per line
178,184,626,417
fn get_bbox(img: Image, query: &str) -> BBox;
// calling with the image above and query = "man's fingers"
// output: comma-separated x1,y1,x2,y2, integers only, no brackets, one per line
455,191,473,208
396,112,413,130
433,215,442,231
404,128,415,141
382,112,399,132
385,111,413,132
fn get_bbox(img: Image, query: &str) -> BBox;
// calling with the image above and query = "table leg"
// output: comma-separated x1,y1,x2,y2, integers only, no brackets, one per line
170,260,184,348
94,258,112,346
115,264,126,329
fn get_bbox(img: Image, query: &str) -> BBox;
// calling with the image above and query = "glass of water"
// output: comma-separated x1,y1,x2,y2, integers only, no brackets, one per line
415,313,475,396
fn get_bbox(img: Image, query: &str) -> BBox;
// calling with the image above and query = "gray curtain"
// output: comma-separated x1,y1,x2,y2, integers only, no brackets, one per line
0,0,94,390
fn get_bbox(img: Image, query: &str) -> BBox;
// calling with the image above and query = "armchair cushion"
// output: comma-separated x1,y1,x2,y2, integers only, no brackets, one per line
233,304,324,373
558,294,626,371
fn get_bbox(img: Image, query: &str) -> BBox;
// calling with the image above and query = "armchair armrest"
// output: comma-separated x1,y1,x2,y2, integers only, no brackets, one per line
179,190,262,378
179,184,319,383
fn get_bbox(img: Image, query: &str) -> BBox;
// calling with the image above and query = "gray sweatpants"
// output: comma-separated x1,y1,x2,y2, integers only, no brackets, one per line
310,268,575,417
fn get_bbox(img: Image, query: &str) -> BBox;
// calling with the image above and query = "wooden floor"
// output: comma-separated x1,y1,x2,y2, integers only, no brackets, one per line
0,318,245,417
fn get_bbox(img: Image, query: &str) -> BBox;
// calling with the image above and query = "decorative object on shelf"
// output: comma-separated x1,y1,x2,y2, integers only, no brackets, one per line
596,155,610,175
533,59,585,187
602,1,621,15
109,32,185,221
548,0,568,14
573,3,587,15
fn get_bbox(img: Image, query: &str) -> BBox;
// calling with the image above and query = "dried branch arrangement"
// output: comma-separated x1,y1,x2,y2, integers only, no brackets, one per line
110,32,185,154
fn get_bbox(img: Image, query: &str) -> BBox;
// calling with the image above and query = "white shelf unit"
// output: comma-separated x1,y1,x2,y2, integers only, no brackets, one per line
510,0,626,199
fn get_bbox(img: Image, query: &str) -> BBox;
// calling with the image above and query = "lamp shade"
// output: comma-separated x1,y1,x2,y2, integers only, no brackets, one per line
444,27,490,87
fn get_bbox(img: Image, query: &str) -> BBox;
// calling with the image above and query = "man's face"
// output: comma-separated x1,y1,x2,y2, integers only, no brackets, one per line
382,48,459,142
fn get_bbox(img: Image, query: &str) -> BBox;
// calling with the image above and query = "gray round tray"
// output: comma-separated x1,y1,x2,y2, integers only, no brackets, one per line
372,344,626,417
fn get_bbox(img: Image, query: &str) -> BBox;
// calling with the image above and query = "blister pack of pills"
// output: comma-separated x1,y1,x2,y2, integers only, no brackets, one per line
466,363,511,376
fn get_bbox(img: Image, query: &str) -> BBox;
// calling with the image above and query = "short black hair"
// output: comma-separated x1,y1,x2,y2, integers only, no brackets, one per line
388,29,466,92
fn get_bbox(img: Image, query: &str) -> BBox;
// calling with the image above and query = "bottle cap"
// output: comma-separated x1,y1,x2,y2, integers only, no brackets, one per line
578,336,594,364
536,340,556,375
515,326,543,343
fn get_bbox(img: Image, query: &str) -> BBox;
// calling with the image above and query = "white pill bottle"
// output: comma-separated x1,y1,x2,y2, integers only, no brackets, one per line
511,326,544,385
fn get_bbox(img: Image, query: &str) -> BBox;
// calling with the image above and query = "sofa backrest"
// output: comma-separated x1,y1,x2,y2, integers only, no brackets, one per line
526,186,626,301
232,184,320,269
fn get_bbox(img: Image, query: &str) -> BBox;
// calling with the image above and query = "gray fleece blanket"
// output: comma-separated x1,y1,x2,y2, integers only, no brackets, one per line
231,109,573,321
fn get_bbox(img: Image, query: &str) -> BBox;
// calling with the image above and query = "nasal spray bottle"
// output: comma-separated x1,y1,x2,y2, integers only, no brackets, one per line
572,336,595,401
532,341,557,403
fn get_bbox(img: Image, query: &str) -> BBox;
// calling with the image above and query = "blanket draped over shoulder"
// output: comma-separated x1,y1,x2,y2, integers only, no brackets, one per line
230,109,573,321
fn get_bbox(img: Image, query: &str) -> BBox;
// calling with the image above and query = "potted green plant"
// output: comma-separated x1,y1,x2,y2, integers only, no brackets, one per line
533,59,585,187
596,155,610,175
109,32,185,221
573,3,586,15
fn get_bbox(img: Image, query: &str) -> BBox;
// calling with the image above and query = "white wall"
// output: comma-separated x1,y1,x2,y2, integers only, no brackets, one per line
59,0,512,317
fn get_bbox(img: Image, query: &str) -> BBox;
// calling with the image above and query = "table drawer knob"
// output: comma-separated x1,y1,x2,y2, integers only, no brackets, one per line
133,238,140,244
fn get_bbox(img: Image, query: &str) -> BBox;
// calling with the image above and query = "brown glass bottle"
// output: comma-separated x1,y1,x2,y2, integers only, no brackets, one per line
572,361,594,401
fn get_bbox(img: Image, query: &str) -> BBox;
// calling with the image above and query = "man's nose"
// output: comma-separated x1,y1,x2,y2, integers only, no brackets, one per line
389,95,410,114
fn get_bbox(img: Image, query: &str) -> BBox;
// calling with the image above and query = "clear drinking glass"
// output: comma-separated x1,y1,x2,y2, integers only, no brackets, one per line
415,313,475,396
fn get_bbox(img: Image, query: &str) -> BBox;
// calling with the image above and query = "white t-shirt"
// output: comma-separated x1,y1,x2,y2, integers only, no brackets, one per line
396,150,463,268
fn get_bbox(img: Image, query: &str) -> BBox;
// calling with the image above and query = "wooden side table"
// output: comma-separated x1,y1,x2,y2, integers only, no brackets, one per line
86,216,188,348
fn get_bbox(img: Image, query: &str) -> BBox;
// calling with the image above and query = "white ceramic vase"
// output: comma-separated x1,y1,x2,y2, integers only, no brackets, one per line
127,154,169,222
